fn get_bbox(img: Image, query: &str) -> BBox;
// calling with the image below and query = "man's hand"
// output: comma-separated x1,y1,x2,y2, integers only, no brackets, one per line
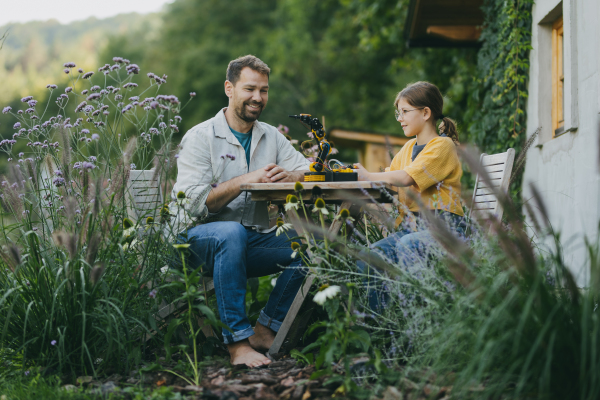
206,164,307,213
250,163,305,183
264,163,289,182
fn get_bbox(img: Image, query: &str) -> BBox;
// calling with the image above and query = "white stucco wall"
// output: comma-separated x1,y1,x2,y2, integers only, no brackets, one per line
523,0,600,286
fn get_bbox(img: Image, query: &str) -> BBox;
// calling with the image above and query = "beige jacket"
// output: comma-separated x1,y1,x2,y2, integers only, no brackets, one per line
169,108,310,234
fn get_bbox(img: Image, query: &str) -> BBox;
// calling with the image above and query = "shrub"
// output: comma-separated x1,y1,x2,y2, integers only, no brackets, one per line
0,59,192,376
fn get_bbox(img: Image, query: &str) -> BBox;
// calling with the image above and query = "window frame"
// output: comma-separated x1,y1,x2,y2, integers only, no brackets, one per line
552,16,564,137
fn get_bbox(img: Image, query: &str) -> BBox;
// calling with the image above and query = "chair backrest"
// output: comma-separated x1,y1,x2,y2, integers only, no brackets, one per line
470,148,515,221
127,170,164,222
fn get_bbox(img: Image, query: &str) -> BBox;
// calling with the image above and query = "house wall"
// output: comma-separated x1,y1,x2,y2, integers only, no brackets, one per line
524,0,600,286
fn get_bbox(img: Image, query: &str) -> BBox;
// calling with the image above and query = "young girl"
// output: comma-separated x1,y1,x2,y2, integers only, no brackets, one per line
353,81,465,310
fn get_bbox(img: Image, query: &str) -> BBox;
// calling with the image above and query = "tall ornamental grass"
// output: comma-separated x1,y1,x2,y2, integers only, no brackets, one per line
0,58,193,376
286,148,600,399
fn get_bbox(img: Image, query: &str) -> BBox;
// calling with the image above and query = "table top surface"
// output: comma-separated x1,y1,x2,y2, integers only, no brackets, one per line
240,181,397,203
240,181,395,191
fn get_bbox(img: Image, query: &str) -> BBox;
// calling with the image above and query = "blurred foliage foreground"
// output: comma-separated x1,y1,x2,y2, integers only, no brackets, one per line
0,58,599,400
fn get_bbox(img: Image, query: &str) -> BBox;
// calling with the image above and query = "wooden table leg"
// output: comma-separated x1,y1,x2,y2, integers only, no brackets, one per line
268,200,354,355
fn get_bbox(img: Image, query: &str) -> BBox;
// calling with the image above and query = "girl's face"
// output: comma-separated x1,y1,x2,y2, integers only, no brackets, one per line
396,98,429,138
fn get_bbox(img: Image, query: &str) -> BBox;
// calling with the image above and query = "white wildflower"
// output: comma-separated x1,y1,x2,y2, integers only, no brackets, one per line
313,284,341,305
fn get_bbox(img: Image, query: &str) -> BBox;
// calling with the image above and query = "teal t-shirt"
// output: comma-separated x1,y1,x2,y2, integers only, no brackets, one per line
229,127,252,167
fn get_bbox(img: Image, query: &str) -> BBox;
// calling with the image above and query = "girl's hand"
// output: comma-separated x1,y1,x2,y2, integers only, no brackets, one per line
352,163,370,181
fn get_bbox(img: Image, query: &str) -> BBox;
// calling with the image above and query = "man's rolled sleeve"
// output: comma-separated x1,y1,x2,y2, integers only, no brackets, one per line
275,132,311,171
172,129,214,218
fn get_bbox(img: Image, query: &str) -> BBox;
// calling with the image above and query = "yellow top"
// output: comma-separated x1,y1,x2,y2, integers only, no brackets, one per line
386,136,463,216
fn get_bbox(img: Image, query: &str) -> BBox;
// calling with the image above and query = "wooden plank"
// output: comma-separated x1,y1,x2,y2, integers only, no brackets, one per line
329,129,409,146
481,153,509,167
269,274,315,355
328,200,354,235
484,164,505,174
476,179,502,189
473,202,496,210
242,181,394,191
475,187,496,196
473,194,498,203
242,182,396,203
482,171,505,180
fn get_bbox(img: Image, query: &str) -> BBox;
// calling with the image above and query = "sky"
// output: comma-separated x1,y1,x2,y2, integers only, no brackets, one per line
0,0,173,26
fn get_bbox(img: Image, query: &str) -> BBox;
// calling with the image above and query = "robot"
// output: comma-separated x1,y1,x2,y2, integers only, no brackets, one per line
289,114,358,182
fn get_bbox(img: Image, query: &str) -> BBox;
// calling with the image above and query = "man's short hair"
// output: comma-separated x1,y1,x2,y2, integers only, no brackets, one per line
226,55,270,86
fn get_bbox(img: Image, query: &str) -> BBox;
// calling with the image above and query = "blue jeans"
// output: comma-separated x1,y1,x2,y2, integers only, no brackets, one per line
357,211,466,311
180,221,306,344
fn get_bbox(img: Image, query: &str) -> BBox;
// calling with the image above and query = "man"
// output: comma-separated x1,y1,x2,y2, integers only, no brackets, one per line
171,55,310,367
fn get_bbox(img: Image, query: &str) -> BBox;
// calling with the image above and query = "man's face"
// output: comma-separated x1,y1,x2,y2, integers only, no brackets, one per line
226,67,269,123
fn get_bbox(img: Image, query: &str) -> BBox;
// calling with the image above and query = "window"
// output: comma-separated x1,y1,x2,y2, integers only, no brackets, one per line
552,16,564,136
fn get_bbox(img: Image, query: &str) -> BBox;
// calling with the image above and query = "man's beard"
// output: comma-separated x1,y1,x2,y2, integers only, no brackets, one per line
234,100,264,123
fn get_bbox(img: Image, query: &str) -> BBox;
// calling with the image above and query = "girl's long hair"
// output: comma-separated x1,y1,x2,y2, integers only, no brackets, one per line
394,81,459,145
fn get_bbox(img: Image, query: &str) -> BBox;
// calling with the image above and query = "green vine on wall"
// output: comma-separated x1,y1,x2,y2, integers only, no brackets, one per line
467,0,534,154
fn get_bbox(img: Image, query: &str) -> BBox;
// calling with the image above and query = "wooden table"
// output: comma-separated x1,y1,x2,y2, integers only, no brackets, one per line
241,181,396,355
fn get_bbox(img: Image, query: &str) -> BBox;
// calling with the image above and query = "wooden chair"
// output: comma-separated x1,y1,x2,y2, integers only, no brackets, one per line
470,149,516,221
126,170,215,340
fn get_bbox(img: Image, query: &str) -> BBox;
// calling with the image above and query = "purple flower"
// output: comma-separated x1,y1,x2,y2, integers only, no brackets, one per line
126,64,140,74
2,106,11,114
211,183,218,188
174,116,182,122
149,128,159,135
190,92,196,97
63,62,76,68
81,89,89,95
98,64,110,71
159,122,167,129
82,71,94,79
64,69,70,74
46,84,57,89
148,289,158,299
110,64,119,71
90,85,101,92
121,104,133,114
150,101,158,109
91,134,99,140
80,129,90,135
82,162,96,170
53,177,65,187
226,154,236,160
130,163,136,169
89,156,97,162
123,82,138,89
113,57,124,63
86,93,101,101
21,96,33,103
78,68,83,73
13,122,21,129
25,371,30,376
17,110,23,115
74,102,87,113
51,340,57,346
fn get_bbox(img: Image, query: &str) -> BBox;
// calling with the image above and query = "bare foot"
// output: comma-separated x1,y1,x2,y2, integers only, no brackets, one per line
228,339,271,368
248,322,276,352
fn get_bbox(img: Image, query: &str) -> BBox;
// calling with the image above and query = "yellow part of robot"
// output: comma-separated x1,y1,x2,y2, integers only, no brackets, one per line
304,174,326,182
331,168,354,173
